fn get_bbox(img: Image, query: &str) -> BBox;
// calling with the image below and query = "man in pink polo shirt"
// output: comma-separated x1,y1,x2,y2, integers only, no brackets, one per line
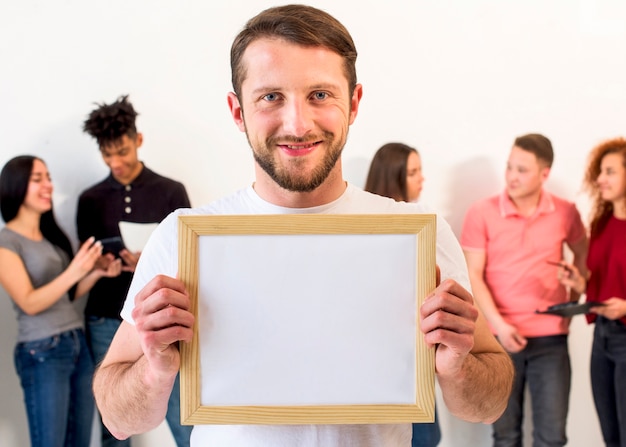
461,133,588,447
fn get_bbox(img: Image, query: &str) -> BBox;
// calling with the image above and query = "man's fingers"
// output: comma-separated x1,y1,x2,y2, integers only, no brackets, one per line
438,278,475,304
421,279,478,321
134,275,188,306
130,275,194,348
136,312,195,347
131,279,196,355
420,279,479,357
423,326,475,353
119,249,138,265
135,302,194,331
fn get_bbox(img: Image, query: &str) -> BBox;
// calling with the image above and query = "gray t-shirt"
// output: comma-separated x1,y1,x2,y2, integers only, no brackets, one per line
0,227,83,342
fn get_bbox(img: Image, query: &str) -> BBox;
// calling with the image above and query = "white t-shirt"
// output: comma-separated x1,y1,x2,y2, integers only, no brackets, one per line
121,183,470,447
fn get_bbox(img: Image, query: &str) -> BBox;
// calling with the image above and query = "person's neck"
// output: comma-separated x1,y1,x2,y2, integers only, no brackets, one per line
253,164,347,209
6,210,43,241
510,190,542,217
114,162,144,186
613,197,626,219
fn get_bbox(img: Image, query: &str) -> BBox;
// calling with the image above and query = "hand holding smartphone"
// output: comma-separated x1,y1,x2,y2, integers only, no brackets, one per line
99,236,126,256
546,260,573,274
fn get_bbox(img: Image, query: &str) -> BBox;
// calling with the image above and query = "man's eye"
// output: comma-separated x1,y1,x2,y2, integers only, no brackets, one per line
313,92,327,100
263,93,279,102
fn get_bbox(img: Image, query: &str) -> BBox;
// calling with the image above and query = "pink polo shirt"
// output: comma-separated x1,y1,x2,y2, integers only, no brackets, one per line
461,190,586,337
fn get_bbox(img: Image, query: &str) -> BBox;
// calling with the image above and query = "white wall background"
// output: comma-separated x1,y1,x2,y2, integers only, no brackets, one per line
1,1,624,446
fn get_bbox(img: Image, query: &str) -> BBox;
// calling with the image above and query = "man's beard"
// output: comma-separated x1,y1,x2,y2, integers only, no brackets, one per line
250,130,345,193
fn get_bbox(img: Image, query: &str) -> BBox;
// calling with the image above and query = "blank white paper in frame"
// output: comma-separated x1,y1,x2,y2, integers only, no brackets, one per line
178,213,436,425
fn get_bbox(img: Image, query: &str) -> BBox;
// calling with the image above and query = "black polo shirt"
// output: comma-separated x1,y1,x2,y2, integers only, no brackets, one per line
76,164,190,319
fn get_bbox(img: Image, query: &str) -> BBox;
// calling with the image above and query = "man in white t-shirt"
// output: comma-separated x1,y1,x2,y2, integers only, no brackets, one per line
93,5,514,446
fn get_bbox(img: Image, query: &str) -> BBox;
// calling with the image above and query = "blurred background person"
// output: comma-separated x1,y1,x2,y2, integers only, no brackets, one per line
461,134,588,447
558,137,626,447
0,155,121,447
78,95,192,447
365,142,440,447
365,142,424,203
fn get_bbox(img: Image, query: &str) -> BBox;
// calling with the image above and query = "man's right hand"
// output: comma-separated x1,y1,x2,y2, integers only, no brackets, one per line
556,262,586,295
496,322,527,353
95,252,117,270
94,275,193,439
130,275,195,378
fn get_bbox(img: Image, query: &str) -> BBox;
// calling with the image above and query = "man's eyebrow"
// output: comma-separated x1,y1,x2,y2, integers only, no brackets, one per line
249,86,280,96
102,145,127,155
250,83,343,96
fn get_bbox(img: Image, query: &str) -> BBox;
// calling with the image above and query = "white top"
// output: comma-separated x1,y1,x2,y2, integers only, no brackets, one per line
121,183,470,447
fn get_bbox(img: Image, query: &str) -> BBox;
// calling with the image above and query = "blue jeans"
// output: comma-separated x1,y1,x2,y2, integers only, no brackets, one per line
412,408,441,447
493,335,570,447
591,317,626,447
87,316,192,447
14,328,95,447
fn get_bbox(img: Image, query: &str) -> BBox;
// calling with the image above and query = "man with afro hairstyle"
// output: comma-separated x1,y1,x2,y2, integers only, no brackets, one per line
77,94,192,447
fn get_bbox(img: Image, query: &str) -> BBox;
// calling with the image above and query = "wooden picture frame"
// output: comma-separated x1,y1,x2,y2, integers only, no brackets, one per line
178,213,436,425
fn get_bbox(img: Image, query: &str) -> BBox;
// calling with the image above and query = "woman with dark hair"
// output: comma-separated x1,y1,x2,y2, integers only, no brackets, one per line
0,155,121,447
558,137,626,447
365,142,424,203
365,143,440,447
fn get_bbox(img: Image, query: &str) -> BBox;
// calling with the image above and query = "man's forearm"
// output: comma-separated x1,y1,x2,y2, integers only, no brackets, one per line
437,351,513,423
470,279,506,332
93,356,175,440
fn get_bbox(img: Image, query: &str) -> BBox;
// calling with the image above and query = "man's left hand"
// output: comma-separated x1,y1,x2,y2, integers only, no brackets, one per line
119,249,141,273
420,279,479,377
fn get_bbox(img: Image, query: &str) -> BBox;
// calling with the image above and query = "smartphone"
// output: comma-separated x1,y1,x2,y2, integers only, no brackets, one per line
546,260,573,273
98,236,125,256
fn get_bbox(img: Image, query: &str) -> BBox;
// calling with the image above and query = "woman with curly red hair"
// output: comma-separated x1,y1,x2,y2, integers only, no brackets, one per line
560,137,626,446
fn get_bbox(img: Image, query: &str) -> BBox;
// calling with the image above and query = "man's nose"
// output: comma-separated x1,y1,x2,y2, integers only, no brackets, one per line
281,99,314,137
108,156,122,168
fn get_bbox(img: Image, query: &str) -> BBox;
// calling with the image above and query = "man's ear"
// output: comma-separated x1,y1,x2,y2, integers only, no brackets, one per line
541,166,551,182
135,133,144,148
348,83,363,125
227,92,246,132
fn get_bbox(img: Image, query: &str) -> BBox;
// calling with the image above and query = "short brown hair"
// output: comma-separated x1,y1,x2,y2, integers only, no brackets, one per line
230,4,358,99
513,133,554,167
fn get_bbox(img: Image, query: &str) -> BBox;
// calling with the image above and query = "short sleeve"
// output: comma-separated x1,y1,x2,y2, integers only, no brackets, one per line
460,202,488,252
566,203,587,245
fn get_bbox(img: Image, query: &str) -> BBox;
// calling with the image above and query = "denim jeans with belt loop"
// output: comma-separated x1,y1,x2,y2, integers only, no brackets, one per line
14,328,95,447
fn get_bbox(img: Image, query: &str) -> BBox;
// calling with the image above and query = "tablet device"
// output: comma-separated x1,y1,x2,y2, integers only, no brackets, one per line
535,301,604,317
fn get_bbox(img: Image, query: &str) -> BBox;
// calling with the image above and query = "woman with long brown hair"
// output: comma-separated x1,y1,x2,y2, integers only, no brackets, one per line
365,142,440,447
365,142,424,203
